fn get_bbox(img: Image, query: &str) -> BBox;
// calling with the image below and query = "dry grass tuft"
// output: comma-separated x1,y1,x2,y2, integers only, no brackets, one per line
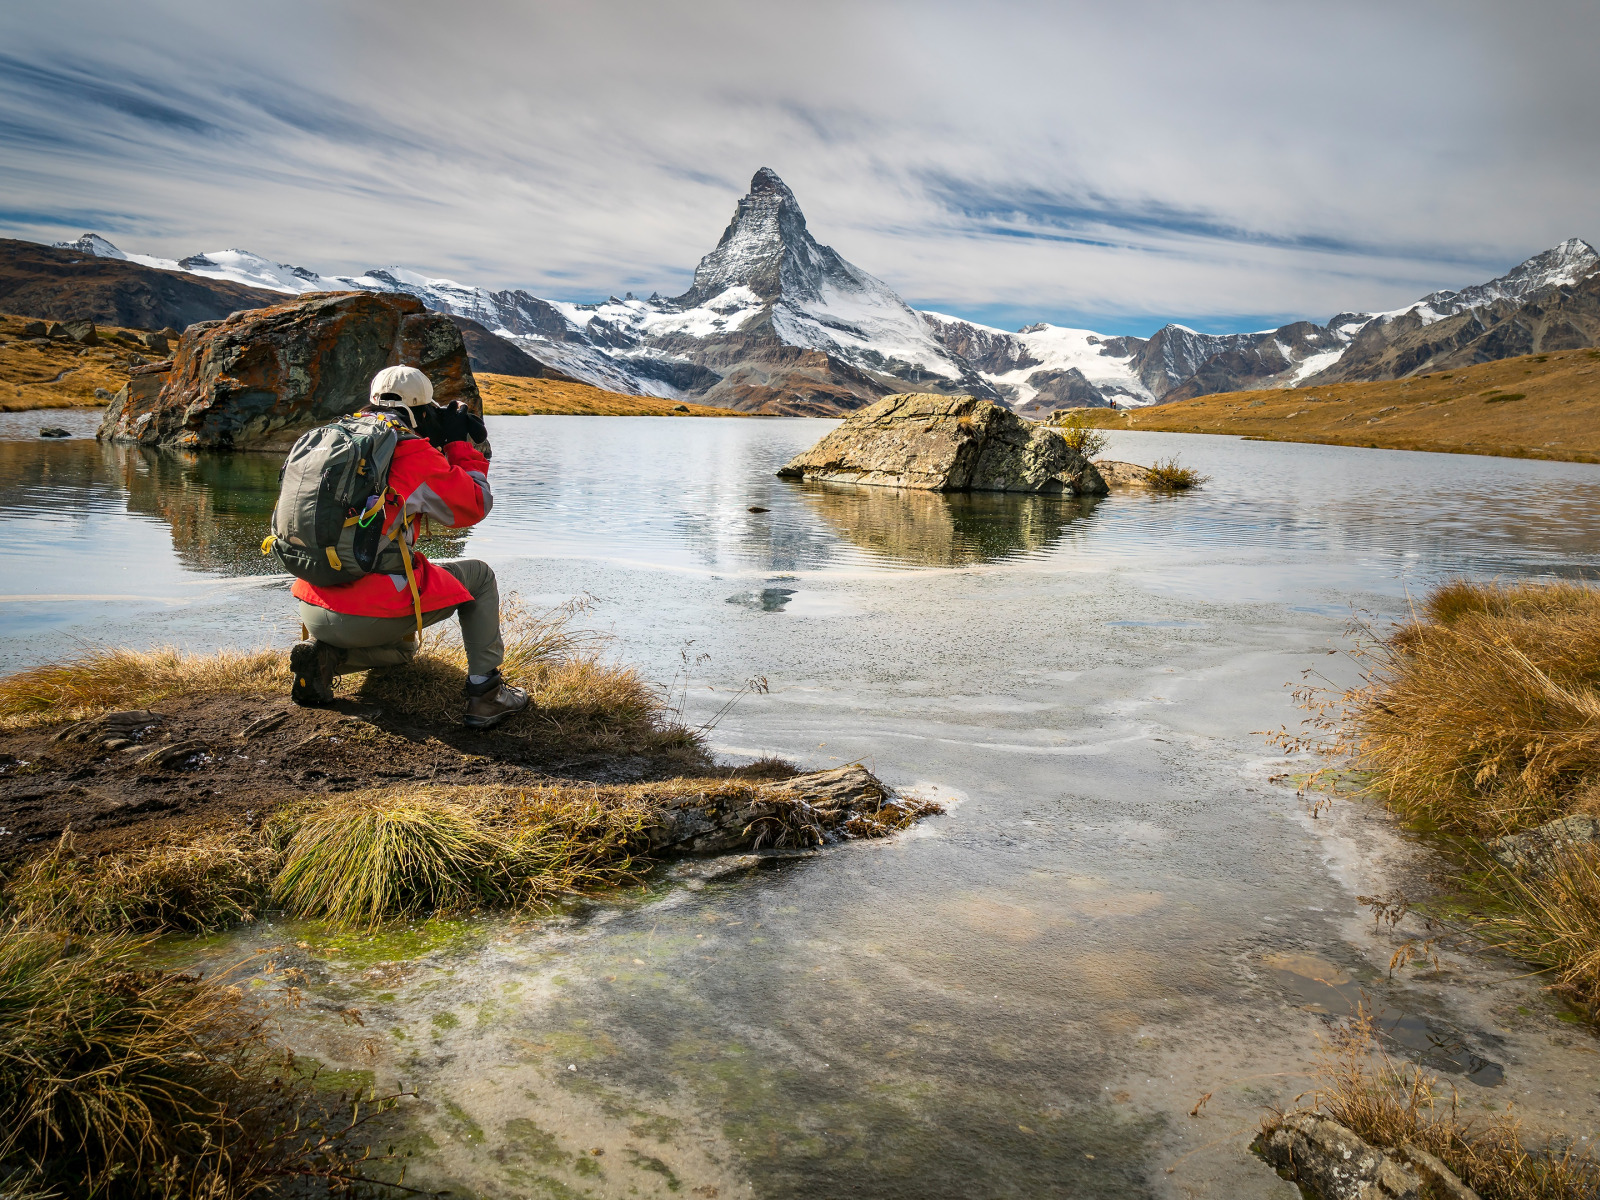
273,792,504,926
1047,409,1110,459
0,915,410,1196
1352,580,1600,837
0,919,265,1195
1145,456,1210,490
7,830,280,933
1294,1010,1600,1199
0,646,287,729
1473,843,1600,1014
7,769,932,933
354,595,698,752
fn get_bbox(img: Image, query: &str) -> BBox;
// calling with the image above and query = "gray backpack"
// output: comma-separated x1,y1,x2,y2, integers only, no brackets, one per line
265,414,406,587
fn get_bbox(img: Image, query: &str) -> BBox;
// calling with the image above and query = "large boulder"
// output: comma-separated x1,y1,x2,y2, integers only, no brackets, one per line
776,393,1107,493
97,291,480,451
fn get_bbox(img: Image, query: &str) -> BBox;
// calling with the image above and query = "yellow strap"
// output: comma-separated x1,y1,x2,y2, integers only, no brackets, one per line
325,545,342,570
261,534,276,555
396,519,423,635
343,496,385,528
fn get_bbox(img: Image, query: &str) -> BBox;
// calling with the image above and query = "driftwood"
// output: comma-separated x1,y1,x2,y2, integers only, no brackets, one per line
645,764,921,855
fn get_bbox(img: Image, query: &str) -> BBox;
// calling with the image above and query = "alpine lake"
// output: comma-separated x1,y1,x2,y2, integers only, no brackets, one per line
3,409,1598,1199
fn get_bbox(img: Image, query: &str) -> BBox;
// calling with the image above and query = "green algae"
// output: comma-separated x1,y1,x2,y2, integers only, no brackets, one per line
432,1010,462,1032
623,1148,681,1190
441,1098,486,1145
503,1117,566,1165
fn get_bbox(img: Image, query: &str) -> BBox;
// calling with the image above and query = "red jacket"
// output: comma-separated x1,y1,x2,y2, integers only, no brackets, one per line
292,434,492,618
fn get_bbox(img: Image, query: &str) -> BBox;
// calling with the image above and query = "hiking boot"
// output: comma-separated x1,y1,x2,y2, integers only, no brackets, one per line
462,670,529,728
289,639,341,707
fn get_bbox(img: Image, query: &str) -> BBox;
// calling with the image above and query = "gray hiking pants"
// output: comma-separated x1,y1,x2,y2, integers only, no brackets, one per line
298,558,504,678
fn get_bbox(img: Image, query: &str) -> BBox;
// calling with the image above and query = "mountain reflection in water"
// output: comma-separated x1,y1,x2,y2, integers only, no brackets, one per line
795,482,1099,567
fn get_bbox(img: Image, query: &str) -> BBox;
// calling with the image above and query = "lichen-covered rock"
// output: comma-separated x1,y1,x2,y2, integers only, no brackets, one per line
777,393,1107,494
1253,1114,1424,1200
97,291,480,451
1093,459,1156,487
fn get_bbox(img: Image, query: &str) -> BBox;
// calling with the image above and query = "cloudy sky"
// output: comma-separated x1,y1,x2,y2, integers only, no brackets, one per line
2,0,1595,335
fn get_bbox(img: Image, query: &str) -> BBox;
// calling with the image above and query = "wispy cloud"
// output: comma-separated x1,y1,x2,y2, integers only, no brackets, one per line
0,0,1594,335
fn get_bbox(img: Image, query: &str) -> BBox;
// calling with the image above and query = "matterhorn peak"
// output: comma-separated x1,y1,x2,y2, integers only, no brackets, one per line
672,167,832,307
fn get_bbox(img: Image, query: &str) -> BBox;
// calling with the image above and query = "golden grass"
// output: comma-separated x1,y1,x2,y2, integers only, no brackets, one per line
0,596,695,754
6,771,933,933
1074,349,1600,462
270,784,658,926
0,645,287,729
1472,844,1600,1014
1287,579,1600,1015
7,831,280,933
353,596,696,751
476,373,746,417
1351,581,1600,837
1281,1010,1600,1200
0,311,156,411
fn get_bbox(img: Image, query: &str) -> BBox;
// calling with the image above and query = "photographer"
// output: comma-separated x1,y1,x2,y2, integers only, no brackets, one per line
286,365,528,728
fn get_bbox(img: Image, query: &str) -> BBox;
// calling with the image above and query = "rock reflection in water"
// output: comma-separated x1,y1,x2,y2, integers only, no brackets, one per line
793,481,1099,567
103,443,469,576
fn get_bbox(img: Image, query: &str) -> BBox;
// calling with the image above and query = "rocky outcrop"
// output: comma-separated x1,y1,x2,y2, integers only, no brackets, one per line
777,393,1108,494
1489,813,1600,874
98,291,480,451
1253,1114,1481,1200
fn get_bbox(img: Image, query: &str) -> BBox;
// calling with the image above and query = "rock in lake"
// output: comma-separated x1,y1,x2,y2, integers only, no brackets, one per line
777,393,1107,494
1092,459,1156,487
38,426,70,439
97,291,479,451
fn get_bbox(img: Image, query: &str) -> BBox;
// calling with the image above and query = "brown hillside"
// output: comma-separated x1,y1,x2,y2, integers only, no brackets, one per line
477,373,752,417
0,239,281,331
1079,349,1600,462
0,312,167,410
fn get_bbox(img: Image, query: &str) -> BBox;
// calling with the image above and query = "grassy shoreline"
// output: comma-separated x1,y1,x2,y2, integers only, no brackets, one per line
0,603,936,1194
1078,349,1600,463
1288,579,1600,1015
1260,578,1600,1200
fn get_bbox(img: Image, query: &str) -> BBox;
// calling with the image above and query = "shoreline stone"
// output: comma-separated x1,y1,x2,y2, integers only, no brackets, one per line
1489,813,1600,874
1252,1113,1481,1200
777,393,1107,494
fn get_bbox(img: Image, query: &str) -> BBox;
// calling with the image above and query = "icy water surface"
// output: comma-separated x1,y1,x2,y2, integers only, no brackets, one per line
4,414,1600,1197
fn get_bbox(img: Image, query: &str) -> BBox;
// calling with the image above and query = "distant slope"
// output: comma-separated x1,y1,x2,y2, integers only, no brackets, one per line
1077,349,1600,463
476,374,749,416
447,315,575,380
0,239,281,330
1308,265,1600,385
0,311,167,410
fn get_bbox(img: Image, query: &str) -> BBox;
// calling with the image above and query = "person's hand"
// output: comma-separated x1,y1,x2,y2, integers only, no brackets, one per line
417,402,486,449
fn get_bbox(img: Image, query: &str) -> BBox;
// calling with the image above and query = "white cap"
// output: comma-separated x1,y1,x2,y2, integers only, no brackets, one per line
369,365,435,407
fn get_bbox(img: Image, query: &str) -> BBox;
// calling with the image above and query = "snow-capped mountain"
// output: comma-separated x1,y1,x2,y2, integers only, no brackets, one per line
55,188,1600,414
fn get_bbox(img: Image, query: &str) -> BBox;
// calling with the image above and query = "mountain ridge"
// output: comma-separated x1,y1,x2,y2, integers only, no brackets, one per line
48,173,1600,415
